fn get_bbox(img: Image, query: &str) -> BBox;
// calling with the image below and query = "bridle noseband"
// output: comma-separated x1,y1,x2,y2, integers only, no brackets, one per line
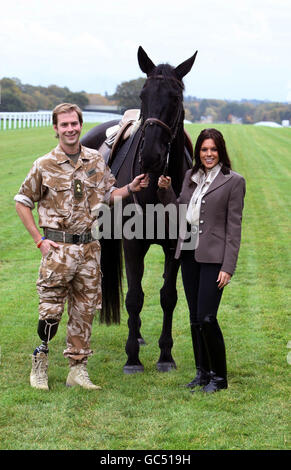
139,75,183,176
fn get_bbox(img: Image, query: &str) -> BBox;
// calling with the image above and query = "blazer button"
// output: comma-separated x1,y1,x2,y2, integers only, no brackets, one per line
200,220,204,224
199,230,203,234
201,200,205,204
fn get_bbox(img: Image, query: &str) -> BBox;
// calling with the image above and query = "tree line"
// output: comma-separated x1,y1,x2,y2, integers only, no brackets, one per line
112,78,291,124
184,96,291,124
0,77,89,112
1,76,290,125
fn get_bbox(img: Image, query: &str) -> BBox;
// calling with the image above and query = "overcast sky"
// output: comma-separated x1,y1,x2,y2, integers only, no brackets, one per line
1,0,291,102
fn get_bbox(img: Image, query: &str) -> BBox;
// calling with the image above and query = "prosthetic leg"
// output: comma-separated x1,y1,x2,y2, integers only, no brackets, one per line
30,319,59,390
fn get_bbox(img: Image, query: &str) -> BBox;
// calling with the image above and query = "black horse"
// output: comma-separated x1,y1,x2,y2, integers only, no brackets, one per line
81,46,197,373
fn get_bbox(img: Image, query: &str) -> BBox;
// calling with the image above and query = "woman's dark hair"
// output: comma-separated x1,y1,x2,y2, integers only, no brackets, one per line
192,128,232,175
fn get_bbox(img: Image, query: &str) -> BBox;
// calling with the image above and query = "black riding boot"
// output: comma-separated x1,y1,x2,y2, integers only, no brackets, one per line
186,323,210,388
200,319,228,393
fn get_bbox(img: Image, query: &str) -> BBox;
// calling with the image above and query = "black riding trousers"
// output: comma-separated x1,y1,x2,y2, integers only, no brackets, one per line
180,250,224,324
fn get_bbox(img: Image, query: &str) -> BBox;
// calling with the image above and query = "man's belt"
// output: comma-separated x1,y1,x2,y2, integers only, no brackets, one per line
44,228,93,245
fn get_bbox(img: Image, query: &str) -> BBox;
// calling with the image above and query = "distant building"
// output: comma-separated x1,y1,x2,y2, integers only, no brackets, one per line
200,115,213,123
254,121,282,128
230,116,242,124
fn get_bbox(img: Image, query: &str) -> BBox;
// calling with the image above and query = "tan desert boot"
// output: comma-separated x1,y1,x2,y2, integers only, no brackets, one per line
30,351,49,390
66,363,101,390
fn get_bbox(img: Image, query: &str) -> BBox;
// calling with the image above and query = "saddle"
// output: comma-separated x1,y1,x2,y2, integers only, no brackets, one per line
99,109,193,175
98,109,141,167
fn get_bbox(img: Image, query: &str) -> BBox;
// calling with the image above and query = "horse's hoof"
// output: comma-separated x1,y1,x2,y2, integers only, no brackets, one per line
123,365,144,374
138,337,147,346
156,362,177,372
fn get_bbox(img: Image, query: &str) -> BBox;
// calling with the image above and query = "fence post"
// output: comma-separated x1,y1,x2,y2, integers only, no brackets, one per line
0,111,52,130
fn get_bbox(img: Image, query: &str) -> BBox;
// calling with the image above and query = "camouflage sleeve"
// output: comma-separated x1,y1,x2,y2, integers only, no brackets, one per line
14,160,42,209
103,165,117,204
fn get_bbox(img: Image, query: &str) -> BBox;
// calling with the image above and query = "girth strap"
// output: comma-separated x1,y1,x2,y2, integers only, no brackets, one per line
110,131,137,177
110,129,142,177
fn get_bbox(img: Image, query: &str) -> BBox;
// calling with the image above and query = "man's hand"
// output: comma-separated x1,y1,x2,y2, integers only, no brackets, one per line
39,239,59,257
129,173,149,192
110,174,149,203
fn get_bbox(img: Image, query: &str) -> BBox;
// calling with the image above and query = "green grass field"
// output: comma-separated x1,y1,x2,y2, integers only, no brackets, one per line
0,123,290,450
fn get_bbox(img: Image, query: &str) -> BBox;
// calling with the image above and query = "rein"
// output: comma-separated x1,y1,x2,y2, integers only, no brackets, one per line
139,74,183,176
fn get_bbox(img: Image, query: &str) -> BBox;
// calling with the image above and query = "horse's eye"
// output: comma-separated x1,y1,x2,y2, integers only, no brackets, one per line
169,93,180,102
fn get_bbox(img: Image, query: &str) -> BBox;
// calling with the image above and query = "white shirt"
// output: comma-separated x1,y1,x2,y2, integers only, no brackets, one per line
186,163,222,248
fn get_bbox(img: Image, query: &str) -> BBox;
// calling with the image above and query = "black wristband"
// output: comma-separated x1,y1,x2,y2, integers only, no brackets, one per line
127,184,133,194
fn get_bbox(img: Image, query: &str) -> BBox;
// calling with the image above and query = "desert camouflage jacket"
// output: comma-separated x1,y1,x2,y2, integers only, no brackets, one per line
14,144,116,233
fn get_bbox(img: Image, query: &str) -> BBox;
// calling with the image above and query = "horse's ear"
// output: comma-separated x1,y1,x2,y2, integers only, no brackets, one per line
138,46,156,76
175,51,198,80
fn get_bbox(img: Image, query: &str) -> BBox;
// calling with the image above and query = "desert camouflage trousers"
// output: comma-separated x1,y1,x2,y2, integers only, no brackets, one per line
36,240,102,364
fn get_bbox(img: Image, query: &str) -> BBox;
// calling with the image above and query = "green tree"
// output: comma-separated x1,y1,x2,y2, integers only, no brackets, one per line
113,78,145,109
185,102,200,122
0,89,26,111
64,92,89,109
47,84,70,98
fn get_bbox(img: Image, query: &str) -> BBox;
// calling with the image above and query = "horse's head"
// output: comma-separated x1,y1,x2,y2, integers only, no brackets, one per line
137,46,197,174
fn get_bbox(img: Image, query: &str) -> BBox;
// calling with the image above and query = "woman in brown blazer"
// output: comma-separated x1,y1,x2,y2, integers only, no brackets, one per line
158,128,246,393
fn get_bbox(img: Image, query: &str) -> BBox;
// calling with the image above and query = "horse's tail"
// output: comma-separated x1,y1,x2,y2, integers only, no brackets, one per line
99,238,123,325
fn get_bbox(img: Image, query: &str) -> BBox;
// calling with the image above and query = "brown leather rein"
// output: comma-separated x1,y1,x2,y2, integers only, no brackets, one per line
142,117,172,137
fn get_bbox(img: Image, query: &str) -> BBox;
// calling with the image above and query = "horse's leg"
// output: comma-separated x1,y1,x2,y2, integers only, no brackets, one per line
123,239,150,374
157,245,180,372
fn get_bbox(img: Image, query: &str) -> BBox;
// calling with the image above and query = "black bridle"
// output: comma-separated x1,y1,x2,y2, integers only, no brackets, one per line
139,75,184,176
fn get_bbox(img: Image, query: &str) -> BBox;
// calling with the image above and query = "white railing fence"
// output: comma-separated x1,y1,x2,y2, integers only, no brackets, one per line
0,112,52,130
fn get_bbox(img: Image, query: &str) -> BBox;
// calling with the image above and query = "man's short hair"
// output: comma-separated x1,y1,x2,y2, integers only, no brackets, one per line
52,103,83,126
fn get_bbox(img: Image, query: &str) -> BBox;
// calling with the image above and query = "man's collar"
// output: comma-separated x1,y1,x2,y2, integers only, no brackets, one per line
54,144,93,164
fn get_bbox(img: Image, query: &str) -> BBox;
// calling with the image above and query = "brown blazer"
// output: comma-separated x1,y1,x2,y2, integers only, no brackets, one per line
158,168,246,275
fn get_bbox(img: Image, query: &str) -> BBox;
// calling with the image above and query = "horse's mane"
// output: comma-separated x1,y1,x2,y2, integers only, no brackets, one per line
152,64,185,92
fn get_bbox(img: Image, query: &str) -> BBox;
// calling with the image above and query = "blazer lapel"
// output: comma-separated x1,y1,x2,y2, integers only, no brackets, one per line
184,173,197,204
205,170,233,196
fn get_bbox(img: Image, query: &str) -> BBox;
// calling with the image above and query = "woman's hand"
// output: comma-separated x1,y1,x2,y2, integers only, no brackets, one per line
158,175,171,189
217,271,232,289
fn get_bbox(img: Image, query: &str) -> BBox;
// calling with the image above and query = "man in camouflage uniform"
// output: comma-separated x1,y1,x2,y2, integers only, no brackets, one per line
15,103,148,390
